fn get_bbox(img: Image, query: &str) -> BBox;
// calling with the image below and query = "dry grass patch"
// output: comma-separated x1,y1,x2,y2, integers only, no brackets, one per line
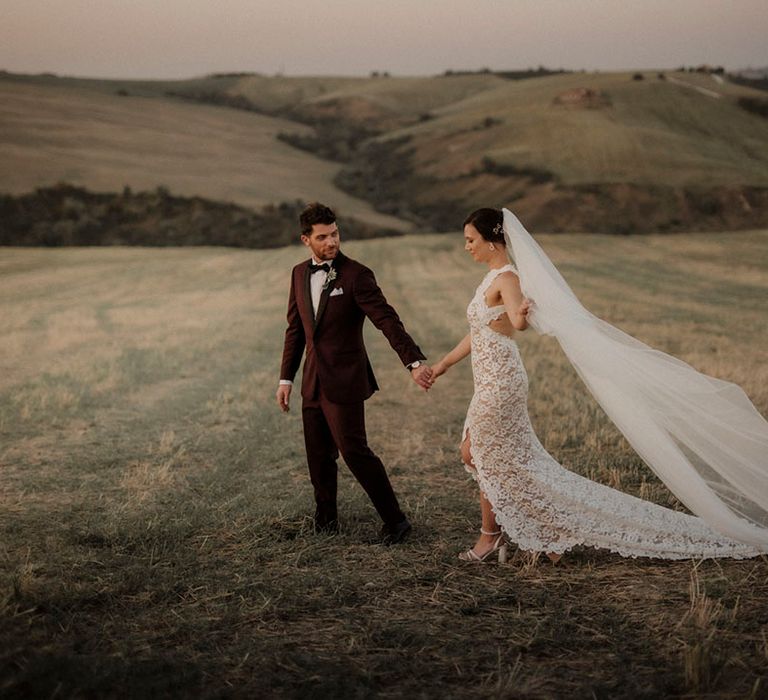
1,233,767,698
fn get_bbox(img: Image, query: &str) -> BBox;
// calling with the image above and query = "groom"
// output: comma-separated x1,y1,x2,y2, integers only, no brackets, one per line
276,202,432,544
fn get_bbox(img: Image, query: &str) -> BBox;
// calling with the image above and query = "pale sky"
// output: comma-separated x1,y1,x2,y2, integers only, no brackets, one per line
1,0,766,79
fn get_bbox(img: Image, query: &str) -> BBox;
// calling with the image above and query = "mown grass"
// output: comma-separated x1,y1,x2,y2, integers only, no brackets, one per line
1,232,767,698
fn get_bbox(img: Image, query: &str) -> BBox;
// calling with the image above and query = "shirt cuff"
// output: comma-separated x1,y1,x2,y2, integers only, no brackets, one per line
279,379,293,386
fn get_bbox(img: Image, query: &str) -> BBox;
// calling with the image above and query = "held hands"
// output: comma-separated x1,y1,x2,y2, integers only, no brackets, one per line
410,364,434,391
417,359,448,389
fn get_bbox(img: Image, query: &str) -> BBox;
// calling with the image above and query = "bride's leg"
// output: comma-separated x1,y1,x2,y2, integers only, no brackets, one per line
459,433,475,471
461,432,502,555
478,490,501,546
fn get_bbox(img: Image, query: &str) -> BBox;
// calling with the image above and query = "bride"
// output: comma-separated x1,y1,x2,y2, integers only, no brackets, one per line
431,207,768,563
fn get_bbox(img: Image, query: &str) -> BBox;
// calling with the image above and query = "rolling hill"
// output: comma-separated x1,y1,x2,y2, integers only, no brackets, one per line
1,69,767,237
0,75,410,232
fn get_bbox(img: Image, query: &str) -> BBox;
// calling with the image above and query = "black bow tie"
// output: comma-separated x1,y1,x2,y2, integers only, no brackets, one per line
310,263,331,274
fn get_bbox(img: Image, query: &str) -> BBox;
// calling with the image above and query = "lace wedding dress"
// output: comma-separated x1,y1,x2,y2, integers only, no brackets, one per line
462,264,765,559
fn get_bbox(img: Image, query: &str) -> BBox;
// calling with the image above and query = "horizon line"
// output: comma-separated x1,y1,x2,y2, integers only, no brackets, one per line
2,63,763,83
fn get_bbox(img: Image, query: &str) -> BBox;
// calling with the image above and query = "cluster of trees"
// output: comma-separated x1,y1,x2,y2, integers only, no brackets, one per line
441,66,567,80
675,65,726,74
0,184,400,248
277,120,378,163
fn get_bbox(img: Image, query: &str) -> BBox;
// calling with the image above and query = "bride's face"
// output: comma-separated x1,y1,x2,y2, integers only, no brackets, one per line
464,224,490,263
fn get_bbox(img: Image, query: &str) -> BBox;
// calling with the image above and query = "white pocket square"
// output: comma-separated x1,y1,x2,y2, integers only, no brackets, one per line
329,287,344,297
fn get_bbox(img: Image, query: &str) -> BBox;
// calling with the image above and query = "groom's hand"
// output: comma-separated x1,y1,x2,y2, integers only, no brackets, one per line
411,365,434,391
276,384,292,412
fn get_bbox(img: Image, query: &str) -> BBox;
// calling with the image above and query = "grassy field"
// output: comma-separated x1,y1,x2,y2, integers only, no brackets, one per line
1,232,767,698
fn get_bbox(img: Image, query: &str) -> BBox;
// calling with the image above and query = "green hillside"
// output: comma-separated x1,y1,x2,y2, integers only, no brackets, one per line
0,75,410,232
392,71,768,186
2,69,767,236
302,71,768,231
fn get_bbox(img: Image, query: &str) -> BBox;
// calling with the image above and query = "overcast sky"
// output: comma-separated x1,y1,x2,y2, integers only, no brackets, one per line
1,0,766,79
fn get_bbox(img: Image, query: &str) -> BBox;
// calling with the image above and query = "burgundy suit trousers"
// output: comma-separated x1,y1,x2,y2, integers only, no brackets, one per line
302,387,405,527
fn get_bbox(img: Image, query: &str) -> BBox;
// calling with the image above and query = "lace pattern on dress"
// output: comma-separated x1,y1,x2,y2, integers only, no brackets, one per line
461,266,762,559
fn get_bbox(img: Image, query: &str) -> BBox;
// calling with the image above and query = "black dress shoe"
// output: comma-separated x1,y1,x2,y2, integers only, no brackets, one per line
314,508,339,534
380,518,412,545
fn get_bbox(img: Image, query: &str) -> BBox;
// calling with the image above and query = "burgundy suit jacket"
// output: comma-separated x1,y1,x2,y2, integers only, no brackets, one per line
279,251,426,404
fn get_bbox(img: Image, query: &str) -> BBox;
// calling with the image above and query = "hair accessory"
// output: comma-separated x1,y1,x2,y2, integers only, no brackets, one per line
492,222,503,238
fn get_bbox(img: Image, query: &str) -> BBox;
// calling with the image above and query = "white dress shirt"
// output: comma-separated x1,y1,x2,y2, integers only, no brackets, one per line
309,256,332,316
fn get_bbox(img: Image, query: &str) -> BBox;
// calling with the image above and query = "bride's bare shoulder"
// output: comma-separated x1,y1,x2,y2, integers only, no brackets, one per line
495,270,521,289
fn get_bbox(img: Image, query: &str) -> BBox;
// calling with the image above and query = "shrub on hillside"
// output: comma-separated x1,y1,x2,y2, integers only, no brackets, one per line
737,97,768,118
277,119,378,162
481,157,555,184
0,185,401,248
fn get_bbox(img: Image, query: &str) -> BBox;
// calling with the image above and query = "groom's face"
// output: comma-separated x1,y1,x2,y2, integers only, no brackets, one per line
301,222,340,262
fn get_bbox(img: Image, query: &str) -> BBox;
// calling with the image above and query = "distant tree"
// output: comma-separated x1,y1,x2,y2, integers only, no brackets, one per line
632,73,644,81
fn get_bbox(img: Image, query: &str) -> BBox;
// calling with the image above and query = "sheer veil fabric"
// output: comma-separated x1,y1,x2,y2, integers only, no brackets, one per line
501,208,768,549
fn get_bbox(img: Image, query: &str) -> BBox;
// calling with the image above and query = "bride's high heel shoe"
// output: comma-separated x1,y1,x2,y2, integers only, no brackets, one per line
458,528,509,563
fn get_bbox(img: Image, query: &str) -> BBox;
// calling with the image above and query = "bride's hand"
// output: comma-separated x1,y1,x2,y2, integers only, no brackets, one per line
517,298,533,318
432,360,448,379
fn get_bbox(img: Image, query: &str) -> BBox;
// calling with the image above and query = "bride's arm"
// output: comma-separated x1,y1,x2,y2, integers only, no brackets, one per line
498,272,530,331
432,333,471,378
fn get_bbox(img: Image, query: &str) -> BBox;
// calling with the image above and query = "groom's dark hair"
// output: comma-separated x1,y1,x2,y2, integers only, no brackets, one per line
300,202,336,235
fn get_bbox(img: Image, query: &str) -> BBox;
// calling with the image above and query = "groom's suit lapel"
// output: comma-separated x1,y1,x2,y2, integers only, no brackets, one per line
302,263,313,327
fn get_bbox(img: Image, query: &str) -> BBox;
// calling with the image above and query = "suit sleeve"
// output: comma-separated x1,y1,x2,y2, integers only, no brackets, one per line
279,274,306,381
353,266,426,367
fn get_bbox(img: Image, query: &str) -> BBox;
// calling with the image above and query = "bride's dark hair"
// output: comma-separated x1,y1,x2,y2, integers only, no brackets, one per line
463,208,505,244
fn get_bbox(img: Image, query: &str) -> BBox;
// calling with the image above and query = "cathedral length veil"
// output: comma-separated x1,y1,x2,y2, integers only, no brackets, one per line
502,208,768,549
